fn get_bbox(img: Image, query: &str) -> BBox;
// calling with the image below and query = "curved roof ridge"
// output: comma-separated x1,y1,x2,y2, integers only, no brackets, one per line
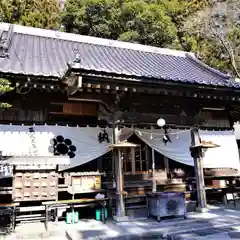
0,22,193,58
186,53,231,79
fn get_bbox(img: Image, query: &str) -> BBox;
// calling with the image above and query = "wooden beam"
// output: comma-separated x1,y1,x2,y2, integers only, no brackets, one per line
80,78,240,103
81,73,240,94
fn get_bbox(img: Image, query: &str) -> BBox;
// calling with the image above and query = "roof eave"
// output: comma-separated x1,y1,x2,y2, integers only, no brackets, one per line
1,59,240,93
70,68,240,93
0,71,61,82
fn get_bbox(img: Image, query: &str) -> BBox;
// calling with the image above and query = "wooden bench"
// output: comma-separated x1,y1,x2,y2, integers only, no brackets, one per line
222,187,240,207
0,202,19,234
15,206,46,223
42,198,108,231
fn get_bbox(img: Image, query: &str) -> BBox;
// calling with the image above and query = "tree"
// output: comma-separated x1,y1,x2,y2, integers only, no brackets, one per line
63,0,224,62
118,0,180,48
0,0,61,29
62,0,180,48
62,0,120,39
183,0,240,77
207,0,240,77
0,78,14,108
158,0,214,50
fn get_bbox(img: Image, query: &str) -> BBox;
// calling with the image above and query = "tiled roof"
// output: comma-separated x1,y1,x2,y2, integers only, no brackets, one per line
0,22,239,88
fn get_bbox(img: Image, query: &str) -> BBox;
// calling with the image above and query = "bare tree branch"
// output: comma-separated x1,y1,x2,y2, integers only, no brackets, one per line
208,1,240,78
210,27,240,77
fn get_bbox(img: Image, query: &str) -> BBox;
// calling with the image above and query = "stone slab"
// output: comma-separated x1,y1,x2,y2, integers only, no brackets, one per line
65,205,240,240
3,222,67,240
113,216,130,222
4,205,240,240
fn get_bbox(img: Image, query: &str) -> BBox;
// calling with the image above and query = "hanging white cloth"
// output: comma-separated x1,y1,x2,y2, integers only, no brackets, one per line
0,124,114,169
199,130,240,169
115,127,134,142
135,128,240,169
234,124,240,139
135,128,194,166
1,124,238,170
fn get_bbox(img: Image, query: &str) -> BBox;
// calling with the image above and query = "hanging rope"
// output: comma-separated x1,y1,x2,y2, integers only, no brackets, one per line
137,128,192,136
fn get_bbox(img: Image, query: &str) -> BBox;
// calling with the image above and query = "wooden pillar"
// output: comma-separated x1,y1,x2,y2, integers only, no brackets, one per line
112,122,116,173
164,156,169,176
55,165,59,222
116,148,125,217
190,128,207,211
152,148,157,192
131,147,136,175
98,156,103,172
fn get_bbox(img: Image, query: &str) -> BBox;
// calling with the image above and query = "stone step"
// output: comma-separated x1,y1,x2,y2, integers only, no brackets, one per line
165,223,240,240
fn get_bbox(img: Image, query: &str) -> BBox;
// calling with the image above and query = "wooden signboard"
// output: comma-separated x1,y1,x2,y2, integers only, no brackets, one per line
70,175,101,193
12,169,58,202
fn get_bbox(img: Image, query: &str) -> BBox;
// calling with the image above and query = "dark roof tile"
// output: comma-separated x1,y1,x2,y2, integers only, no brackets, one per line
0,22,239,89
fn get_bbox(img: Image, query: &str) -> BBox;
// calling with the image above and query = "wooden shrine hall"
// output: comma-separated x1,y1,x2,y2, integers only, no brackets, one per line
0,22,240,225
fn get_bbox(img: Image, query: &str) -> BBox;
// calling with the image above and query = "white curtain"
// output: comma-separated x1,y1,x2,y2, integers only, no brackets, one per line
135,128,240,169
135,128,194,166
115,127,134,142
200,130,240,169
234,124,240,139
1,124,238,170
0,124,114,169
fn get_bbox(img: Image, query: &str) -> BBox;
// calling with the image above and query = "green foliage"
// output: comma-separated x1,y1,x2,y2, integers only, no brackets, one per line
186,34,232,72
62,0,119,38
0,78,14,94
0,0,61,29
62,0,180,47
0,78,14,109
159,0,213,24
119,1,180,47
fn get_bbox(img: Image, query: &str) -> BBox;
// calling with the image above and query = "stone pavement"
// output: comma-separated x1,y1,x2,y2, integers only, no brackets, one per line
3,205,240,240
2,221,68,240
65,205,240,240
